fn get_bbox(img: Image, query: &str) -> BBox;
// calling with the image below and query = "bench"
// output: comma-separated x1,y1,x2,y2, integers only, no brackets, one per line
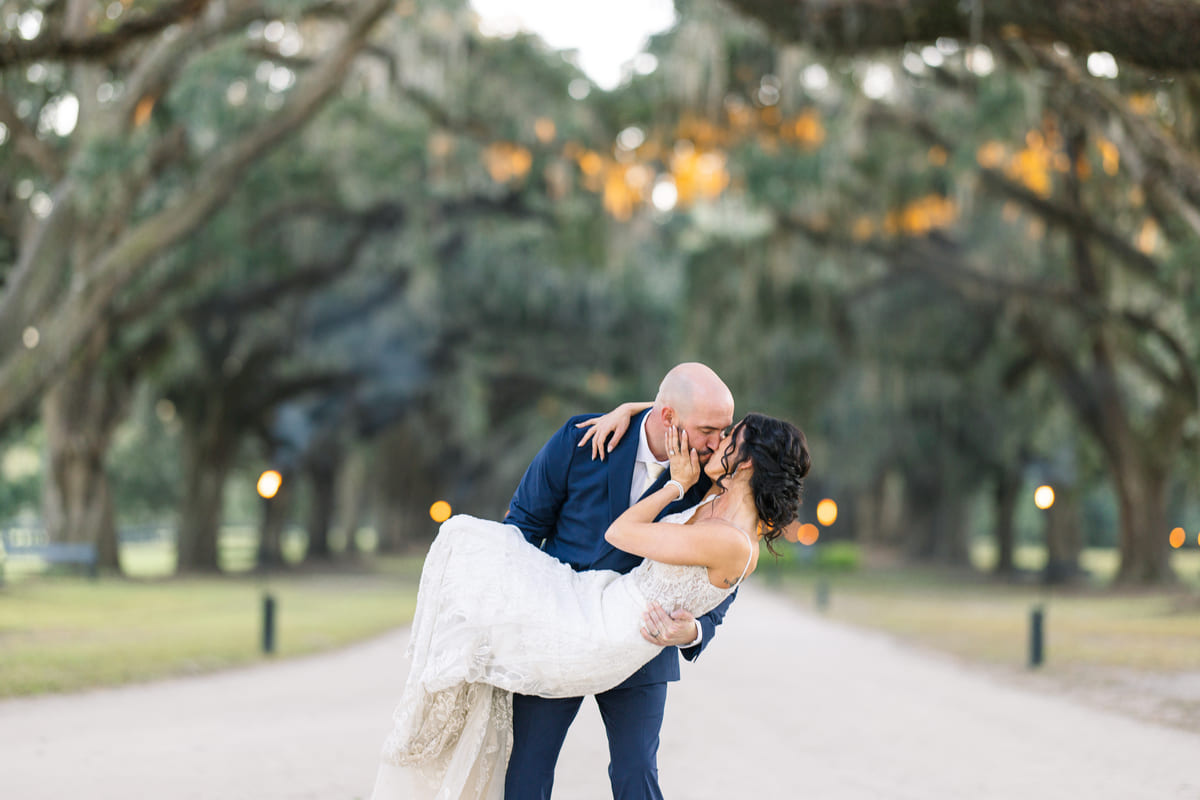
0,533,98,583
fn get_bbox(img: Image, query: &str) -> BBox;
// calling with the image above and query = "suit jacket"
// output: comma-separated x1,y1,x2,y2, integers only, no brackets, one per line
505,409,737,688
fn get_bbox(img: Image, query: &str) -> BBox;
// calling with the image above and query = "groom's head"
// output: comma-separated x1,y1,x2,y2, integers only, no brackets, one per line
646,363,734,465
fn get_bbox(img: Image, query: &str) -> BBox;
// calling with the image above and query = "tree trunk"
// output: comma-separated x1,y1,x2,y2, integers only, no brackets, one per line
40,359,130,572
372,420,441,553
1043,486,1084,584
176,414,236,573
257,473,293,570
305,455,338,561
332,446,370,558
1112,459,1173,584
992,471,1019,576
934,495,970,566
903,472,970,566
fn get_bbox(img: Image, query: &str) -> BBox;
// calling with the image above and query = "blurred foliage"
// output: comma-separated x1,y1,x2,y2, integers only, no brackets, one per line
2,0,1199,583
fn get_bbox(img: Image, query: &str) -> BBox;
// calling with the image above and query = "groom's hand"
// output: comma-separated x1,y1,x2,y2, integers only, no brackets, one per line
641,603,699,647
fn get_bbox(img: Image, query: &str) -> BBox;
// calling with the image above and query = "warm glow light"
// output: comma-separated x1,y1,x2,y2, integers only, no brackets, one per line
257,470,283,499
1034,485,1055,510
483,142,533,183
430,500,452,523
534,117,556,143
797,523,820,546
1096,138,1120,175
1168,527,1186,549
815,499,838,527
133,94,156,128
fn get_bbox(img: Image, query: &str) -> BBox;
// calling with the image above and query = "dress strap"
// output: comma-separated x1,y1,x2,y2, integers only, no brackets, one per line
707,518,755,590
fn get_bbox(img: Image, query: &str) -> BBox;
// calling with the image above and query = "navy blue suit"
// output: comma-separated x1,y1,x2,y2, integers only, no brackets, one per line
503,410,736,800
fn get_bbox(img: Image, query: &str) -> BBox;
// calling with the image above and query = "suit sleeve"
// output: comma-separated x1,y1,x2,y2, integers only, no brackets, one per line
680,589,735,662
504,418,585,547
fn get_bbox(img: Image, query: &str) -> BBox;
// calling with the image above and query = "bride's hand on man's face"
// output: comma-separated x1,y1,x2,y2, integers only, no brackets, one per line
667,426,701,488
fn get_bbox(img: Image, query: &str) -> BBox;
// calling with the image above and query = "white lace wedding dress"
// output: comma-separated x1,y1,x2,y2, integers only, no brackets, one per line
369,496,750,800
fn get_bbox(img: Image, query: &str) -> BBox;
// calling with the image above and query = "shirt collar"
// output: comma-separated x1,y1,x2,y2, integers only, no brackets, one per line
636,413,668,468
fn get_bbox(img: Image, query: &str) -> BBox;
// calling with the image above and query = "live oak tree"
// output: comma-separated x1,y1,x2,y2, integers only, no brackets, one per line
713,0,1200,582
0,0,394,568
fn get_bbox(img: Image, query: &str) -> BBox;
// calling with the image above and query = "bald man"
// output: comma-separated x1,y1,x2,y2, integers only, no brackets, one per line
503,363,736,800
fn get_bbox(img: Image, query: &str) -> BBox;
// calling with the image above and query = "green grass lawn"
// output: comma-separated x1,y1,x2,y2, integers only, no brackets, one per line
5,534,1198,699
970,541,1200,583
775,555,1200,672
0,556,424,698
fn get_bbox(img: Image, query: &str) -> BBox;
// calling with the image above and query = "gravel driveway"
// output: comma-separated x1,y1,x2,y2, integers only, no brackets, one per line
2,584,1197,799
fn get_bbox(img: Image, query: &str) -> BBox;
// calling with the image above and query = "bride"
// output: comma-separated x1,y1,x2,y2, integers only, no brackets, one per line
370,411,811,799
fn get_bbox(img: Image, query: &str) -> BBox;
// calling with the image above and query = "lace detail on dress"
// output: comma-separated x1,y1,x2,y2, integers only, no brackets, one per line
372,502,742,800
629,494,742,617
629,560,735,618
381,681,512,799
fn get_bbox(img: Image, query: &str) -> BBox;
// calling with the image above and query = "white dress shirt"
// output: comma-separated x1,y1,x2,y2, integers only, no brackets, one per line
629,414,670,506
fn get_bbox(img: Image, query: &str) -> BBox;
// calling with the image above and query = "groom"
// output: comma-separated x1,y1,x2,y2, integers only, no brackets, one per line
503,362,737,800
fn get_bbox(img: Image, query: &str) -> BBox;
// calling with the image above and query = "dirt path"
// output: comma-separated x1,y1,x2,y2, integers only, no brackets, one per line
2,584,1197,799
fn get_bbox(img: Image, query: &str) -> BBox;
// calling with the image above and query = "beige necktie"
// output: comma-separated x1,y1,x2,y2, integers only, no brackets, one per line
640,462,666,498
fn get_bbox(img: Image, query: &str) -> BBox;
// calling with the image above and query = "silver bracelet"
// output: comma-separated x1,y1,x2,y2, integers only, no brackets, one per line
664,479,685,501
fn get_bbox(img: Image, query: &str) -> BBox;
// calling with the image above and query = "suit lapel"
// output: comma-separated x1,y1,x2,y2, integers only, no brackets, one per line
641,467,672,502
607,409,649,523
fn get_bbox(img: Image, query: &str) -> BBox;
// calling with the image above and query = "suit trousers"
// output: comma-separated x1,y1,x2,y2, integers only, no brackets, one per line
504,682,668,800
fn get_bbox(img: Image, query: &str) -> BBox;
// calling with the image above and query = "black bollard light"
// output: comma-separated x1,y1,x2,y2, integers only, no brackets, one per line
1029,605,1044,668
262,593,277,655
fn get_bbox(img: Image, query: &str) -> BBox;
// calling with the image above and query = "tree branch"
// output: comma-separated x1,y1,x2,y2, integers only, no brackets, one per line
864,105,1166,287
1121,310,1200,403
0,93,64,179
0,0,213,69
781,214,1197,412
722,0,1200,73
0,0,395,426
1027,46,1200,234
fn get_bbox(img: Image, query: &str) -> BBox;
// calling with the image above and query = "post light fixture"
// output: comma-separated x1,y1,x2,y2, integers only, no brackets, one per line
1033,485,1055,510
815,499,838,527
257,470,282,499
430,500,452,523
796,523,820,546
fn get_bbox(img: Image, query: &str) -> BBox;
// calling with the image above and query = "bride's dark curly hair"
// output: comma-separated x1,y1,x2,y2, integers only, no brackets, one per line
714,413,812,554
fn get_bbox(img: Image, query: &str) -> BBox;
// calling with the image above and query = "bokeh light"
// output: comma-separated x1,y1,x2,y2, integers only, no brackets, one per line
430,500,452,523
815,499,838,527
257,470,282,499
1034,485,1055,510
797,523,820,546
1169,527,1186,549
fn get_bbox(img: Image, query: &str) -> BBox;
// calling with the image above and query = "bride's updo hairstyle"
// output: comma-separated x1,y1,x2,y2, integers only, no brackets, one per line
715,413,812,553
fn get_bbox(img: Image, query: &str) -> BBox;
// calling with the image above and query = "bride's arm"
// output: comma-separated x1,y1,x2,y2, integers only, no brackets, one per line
575,401,652,461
